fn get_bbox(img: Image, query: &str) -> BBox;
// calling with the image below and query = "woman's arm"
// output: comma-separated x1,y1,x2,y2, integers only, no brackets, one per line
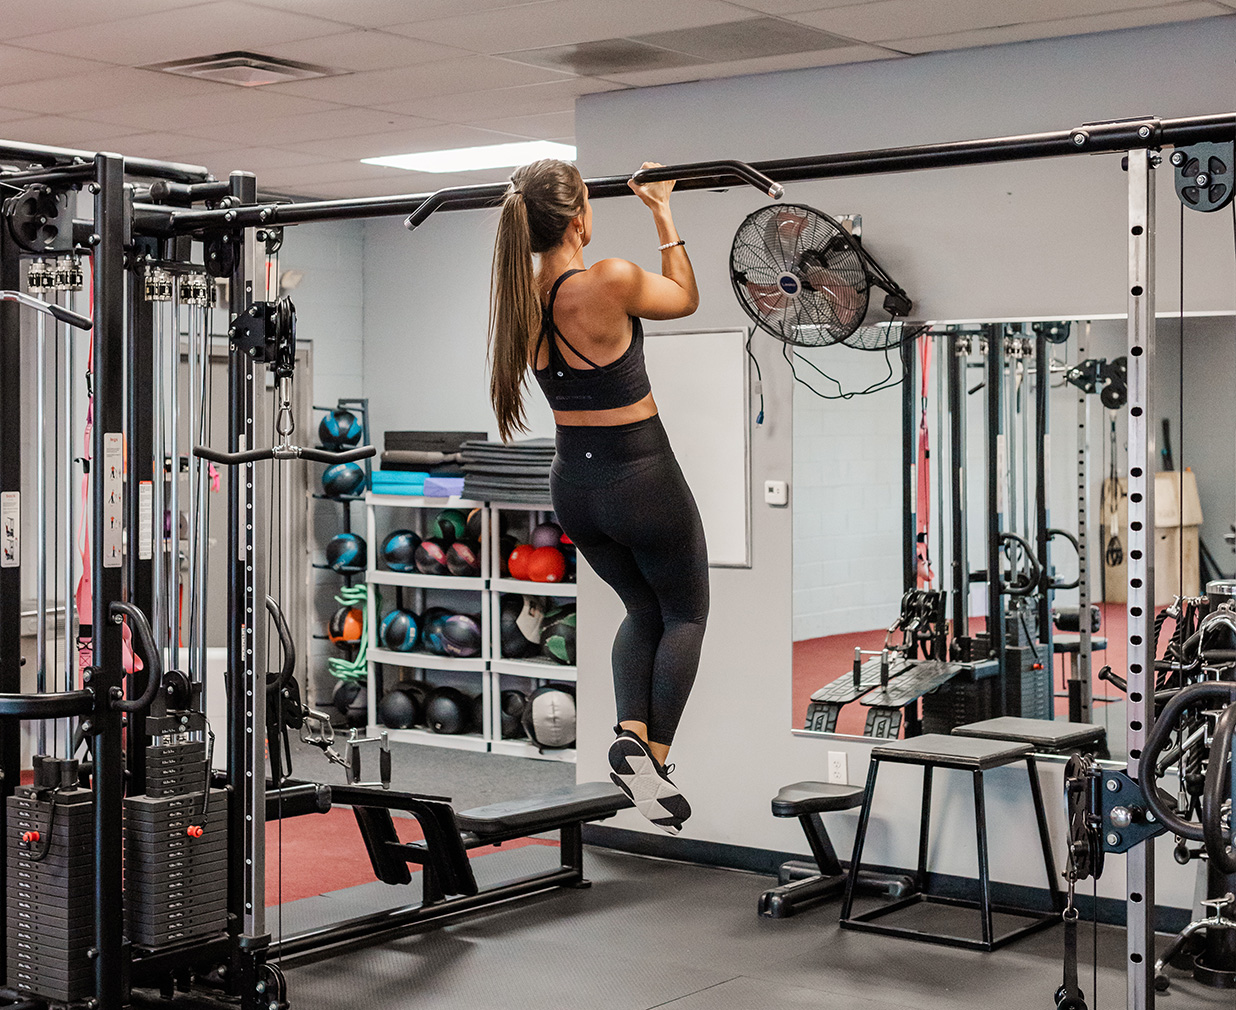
595,162,699,321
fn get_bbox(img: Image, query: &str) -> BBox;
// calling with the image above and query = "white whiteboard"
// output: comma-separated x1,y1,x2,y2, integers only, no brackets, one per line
643,329,751,567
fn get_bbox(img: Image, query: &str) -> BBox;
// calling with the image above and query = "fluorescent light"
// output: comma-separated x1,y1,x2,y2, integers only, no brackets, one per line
362,140,576,174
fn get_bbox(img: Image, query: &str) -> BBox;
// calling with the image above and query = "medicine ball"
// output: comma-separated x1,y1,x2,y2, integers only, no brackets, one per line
498,535,517,576
531,521,564,548
414,537,450,576
540,606,576,665
437,613,482,658
425,686,472,734
507,543,534,580
433,508,468,542
466,507,484,540
318,408,363,449
500,594,546,658
381,529,421,573
378,682,428,729
332,680,368,728
325,532,366,573
379,608,419,651
322,461,366,499
328,605,363,645
446,539,481,577
470,693,485,734
499,689,528,738
418,607,453,655
527,545,566,583
522,684,576,749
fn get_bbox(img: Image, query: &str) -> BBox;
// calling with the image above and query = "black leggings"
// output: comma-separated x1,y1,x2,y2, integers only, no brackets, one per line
550,416,709,747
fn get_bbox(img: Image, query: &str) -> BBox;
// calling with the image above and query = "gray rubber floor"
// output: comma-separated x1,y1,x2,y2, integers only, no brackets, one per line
278,846,1229,1010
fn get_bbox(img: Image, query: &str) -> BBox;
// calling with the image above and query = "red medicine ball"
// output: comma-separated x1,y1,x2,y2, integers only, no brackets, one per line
527,546,566,583
507,543,534,580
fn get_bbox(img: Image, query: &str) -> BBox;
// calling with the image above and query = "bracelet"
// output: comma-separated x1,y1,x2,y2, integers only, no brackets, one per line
658,239,686,251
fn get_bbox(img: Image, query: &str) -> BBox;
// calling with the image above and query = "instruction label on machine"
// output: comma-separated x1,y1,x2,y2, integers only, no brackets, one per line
1,492,18,568
103,433,123,568
138,481,153,561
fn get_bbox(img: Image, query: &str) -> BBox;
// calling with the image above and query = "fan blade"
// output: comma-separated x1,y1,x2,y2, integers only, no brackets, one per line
801,265,865,329
745,281,789,316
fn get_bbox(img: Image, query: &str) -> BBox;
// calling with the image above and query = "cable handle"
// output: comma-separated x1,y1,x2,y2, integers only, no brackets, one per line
193,444,375,465
265,595,296,692
109,601,163,713
1046,528,1082,590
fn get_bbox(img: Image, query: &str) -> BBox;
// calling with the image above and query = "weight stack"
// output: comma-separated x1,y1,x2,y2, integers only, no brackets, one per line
144,739,208,798
6,783,95,1004
123,785,227,949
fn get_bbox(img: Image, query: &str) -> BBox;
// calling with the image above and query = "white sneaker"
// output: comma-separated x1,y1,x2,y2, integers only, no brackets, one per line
608,730,691,835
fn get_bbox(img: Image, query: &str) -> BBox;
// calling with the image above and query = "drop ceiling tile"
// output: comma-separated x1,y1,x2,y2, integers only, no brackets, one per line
278,122,531,160
0,47,117,86
0,109,38,125
177,107,437,146
502,40,709,76
0,66,220,116
200,147,337,178
256,160,413,188
263,54,574,105
0,115,146,147
289,165,518,198
258,28,473,72
468,109,576,140
724,0,857,12
632,16,852,60
11,2,353,65
375,76,624,121
387,0,756,55
87,89,344,130
93,131,233,160
245,0,558,29
791,0,1191,43
884,1,1229,53
600,42,900,86
2,0,207,40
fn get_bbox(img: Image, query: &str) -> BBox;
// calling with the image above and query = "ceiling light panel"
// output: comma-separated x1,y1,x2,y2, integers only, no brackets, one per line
363,139,576,172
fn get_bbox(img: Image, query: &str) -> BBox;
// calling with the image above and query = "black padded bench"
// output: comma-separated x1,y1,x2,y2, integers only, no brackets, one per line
759,781,912,918
839,734,1062,951
264,780,631,956
952,716,1106,755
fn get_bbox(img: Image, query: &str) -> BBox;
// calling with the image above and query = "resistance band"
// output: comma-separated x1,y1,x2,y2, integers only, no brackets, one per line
916,334,934,587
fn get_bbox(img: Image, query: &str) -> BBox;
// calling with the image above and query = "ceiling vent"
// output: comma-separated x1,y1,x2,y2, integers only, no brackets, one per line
144,52,341,87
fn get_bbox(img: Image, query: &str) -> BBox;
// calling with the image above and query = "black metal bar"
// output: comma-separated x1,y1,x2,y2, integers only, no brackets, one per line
840,758,881,922
0,690,93,718
949,332,968,636
986,326,1007,708
1025,756,1063,910
560,822,584,872
800,812,842,877
972,770,992,948
0,138,208,181
0,162,98,188
271,867,583,959
916,766,933,885
90,151,126,1010
0,200,19,990
125,260,153,794
147,179,231,205
903,336,917,594
133,113,1236,236
1035,332,1051,645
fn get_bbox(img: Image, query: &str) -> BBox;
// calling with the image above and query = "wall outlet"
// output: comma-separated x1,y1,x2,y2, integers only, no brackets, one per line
764,479,789,506
828,751,848,784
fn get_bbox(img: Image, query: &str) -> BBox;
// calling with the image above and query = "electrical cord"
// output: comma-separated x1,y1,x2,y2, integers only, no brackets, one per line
744,327,764,425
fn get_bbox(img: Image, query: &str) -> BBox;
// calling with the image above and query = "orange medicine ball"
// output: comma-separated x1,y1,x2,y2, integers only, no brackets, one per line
527,546,566,583
507,543,534,580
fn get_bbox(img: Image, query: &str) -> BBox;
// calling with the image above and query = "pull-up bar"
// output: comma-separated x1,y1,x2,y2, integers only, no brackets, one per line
130,112,1236,237
0,139,210,183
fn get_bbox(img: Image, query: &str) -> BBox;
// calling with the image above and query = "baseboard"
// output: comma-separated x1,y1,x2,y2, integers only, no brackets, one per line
581,824,1191,932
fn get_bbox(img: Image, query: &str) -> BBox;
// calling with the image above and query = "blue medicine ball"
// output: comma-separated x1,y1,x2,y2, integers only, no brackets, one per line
381,529,421,573
319,409,363,449
379,608,419,651
325,532,366,573
322,461,366,499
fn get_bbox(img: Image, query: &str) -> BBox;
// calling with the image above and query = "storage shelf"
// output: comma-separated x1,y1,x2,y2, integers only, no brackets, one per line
490,739,577,763
380,727,489,752
370,647,486,672
366,493,483,509
491,658,577,681
368,570,484,591
491,577,577,597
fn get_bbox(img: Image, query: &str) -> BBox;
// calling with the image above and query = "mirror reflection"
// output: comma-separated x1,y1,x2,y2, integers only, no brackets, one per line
792,316,1235,761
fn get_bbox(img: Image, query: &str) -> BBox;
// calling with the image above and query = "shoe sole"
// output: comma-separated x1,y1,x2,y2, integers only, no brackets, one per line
608,737,691,835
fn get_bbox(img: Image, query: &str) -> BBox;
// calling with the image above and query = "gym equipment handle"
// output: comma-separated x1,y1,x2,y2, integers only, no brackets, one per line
0,690,94,719
193,444,376,465
1202,703,1236,873
266,595,296,692
998,531,1042,596
0,291,93,331
1046,528,1082,590
110,601,163,713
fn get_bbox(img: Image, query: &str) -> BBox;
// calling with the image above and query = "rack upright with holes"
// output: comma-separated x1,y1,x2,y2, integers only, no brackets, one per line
364,493,490,752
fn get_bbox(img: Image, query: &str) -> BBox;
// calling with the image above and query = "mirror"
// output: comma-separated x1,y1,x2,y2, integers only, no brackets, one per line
791,315,1235,761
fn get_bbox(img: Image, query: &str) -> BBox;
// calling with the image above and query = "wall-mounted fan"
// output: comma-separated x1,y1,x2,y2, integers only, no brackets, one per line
729,203,912,350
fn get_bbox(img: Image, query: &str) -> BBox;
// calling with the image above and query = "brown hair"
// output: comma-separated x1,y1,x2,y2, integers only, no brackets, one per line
489,159,586,441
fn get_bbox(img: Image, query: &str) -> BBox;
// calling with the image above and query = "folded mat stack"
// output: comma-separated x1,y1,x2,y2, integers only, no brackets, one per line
462,438,555,505
375,430,480,497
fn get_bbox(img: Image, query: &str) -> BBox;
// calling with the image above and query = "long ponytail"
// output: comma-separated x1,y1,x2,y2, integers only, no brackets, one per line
489,191,539,442
488,160,586,442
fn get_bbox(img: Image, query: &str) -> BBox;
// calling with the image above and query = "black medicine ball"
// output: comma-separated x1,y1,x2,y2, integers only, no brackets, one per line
322,462,366,499
414,537,450,576
499,689,528,739
499,594,546,658
418,608,453,655
332,680,368,728
425,686,472,734
540,606,576,665
381,529,421,572
445,539,481,577
319,409,363,449
436,613,481,658
379,682,428,729
325,533,366,573
522,684,575,749
379,608,419,651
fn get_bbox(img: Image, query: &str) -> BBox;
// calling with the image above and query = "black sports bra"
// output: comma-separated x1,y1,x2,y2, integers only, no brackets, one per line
533,270,652,411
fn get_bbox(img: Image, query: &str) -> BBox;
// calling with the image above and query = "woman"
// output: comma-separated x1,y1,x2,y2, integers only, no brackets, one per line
488,159,708,835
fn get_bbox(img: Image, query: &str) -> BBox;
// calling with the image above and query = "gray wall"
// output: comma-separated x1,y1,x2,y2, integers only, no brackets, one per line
354,16,1236,906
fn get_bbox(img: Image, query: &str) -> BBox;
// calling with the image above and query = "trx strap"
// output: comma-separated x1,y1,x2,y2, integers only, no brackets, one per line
915,334,933,586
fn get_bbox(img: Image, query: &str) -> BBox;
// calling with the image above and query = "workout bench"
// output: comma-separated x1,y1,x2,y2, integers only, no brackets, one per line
271,780,632,956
